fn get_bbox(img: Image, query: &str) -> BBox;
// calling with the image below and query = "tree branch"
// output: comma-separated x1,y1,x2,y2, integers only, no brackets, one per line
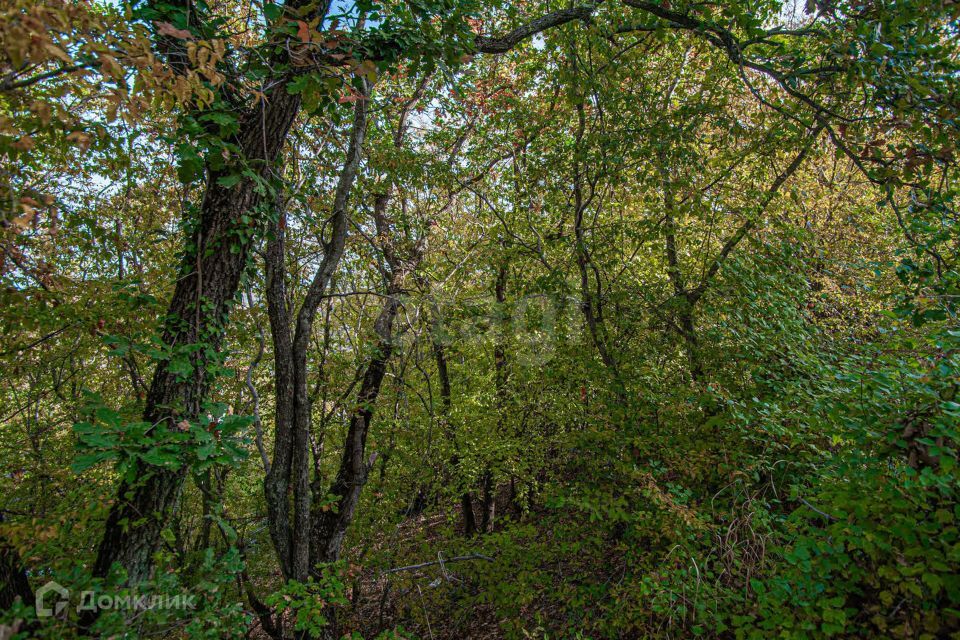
474,3,602,54
690,132,821,303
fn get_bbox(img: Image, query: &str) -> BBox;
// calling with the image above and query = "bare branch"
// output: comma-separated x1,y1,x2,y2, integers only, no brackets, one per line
383,553,494,575
0,63,91,93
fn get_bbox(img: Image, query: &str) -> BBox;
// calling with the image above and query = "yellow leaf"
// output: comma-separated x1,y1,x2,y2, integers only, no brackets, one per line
29,100,52,126
12,210,35,231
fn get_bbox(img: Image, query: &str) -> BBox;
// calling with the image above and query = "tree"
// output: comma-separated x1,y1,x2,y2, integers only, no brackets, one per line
0,0,957,637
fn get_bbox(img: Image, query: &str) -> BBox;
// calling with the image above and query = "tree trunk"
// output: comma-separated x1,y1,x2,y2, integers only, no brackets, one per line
571,101,625,402
433,337,476,536
89,85,303,590
659,162,704,384
264,212,296,581
263,87,369,582
479,470,496,534
480,263,508,534
311,287,402,564
311,155,424,563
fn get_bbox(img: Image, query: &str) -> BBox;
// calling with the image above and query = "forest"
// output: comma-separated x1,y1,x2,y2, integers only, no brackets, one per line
0,0,958,638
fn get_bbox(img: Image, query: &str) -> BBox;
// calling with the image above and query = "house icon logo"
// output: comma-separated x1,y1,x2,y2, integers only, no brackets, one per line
35,581,69,618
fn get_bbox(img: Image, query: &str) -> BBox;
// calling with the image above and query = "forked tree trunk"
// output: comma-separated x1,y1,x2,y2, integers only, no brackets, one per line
571,101,625,403
81,0,592,606
310,153,426,564
264,87,369,583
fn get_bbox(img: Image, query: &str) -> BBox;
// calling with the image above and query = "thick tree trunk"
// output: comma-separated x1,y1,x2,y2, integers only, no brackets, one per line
89,87,302,589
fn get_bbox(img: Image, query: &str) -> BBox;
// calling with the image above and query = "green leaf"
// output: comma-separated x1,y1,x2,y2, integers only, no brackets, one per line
72,451,118,473
217,174,242,188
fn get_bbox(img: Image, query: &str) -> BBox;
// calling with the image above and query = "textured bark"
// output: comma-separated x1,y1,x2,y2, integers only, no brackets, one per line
264,87,369,582
474,4,599,53
84,0,341,597
305,82,429,566
89,80,303,590
264,214,296,580
311,144,425,563
292,90,367,580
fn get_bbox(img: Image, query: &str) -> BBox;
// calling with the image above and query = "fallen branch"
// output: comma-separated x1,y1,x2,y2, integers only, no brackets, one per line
798,497,839,522
382,553,494,575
